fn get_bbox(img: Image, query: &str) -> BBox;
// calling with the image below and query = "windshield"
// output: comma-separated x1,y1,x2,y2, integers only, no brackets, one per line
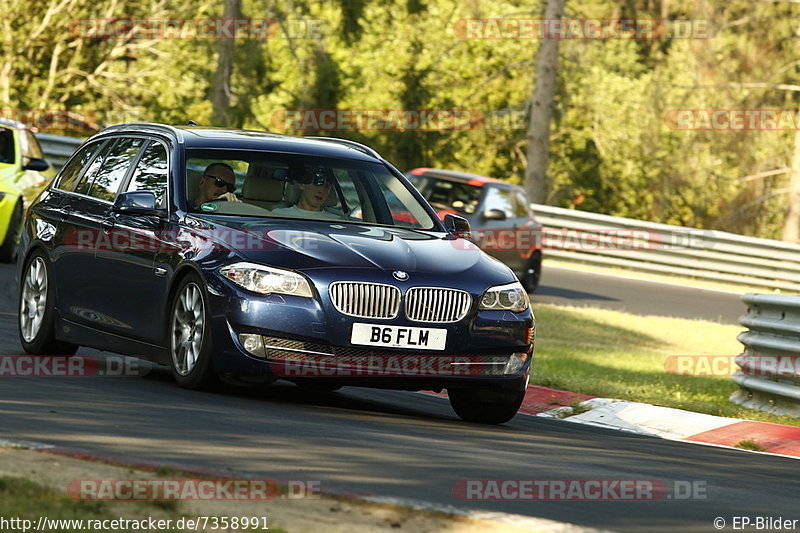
409,176,484,216
185,150,436,229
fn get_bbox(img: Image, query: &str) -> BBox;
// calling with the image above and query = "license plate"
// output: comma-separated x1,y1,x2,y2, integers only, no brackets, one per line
351,323,447,351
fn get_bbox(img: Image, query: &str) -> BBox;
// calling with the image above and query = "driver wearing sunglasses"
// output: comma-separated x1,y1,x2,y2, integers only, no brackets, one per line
192,162,241,208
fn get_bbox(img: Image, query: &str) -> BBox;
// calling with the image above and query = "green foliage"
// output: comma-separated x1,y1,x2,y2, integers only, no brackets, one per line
4,0,800,238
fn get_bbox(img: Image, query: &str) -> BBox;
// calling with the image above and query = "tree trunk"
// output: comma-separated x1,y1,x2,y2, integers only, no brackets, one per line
525,0,565,205
211,0,242,127
782,123,800,242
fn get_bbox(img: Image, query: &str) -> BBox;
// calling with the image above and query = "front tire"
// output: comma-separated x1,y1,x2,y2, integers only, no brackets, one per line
18,251,79,355
448,385,526,424
169,274,218,389
521,251,542,293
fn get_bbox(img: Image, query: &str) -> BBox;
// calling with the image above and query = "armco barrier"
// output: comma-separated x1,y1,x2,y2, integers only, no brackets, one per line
532,204,800,291
732,293,800,417
38,132,83,173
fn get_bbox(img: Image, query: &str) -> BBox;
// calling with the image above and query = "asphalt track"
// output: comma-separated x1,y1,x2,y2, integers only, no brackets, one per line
534,266,743,324
1,262,793,533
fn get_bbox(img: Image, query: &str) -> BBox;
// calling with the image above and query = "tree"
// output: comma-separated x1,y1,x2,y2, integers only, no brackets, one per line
211,0,242,126
525,0,565,204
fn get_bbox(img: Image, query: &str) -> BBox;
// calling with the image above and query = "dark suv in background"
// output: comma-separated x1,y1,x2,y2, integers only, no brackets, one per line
406,168,543,292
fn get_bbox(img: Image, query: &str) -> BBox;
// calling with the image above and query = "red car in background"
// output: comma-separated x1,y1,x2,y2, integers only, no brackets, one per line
406,168,543,292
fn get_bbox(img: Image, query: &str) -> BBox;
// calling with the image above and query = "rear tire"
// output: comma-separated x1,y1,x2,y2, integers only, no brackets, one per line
168,274,218,389
448,385,526,424
18,251,79,356
0,201,23,263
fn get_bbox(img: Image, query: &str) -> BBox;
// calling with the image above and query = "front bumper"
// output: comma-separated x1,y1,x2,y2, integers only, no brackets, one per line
204,276,534,390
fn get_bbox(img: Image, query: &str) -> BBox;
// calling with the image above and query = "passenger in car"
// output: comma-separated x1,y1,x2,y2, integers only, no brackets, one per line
192,162,241,208
271,173,342,220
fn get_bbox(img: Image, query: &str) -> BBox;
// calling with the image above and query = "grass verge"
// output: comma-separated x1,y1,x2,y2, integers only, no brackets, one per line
531,303,800,427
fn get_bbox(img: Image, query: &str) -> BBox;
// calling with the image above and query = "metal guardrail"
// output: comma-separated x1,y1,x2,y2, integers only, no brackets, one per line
38,133,83,173
732,293,800,416
532,204,800,291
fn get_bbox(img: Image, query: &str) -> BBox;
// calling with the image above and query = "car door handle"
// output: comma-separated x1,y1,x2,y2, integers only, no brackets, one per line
101,217,115,233
60,206,73,221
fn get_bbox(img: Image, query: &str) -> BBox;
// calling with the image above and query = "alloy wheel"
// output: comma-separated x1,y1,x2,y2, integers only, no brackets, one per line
171,282,206,376
20,256,47,343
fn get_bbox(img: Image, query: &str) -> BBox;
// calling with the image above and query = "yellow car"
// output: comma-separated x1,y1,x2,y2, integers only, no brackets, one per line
0,118,54,262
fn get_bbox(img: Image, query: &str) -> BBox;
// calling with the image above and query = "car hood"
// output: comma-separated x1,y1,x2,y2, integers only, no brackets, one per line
196,216,513,280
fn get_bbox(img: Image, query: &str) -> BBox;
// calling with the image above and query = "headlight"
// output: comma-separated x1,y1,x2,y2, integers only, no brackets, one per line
479,281,530,312
220,262,313,297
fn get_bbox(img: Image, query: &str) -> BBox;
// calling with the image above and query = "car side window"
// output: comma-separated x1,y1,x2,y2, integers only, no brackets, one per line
0,128,14,164
20,130,44,159
86,137,145,202
513,191,530,218
73,142,113,195
57,141,103,192
482,187,514,218
126,141,168,208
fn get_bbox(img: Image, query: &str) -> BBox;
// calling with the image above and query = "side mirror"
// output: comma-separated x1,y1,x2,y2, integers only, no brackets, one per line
22,157,50,172
113,191,165,218
482,208,507,221
443,213,472,240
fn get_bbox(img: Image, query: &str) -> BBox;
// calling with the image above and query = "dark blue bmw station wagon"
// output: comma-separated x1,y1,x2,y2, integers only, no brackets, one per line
17,123,534,423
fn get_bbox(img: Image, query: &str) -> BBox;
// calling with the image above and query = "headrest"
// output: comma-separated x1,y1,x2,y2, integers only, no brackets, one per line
243,166,286,201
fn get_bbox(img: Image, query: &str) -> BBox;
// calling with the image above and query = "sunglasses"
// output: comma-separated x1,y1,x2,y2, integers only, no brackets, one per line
204,174,236,193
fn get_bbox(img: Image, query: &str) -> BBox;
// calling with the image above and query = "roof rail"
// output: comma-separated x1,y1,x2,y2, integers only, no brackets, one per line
100,122,181,136
306,136,382,159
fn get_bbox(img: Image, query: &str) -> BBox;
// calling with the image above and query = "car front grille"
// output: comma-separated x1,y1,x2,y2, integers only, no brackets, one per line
329,282,401,319
405,287,472,323
329,282,471,323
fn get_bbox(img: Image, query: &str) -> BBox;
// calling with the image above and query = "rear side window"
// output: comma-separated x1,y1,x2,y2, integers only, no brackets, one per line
57,141,103,192
513,191,530,218
127,141,168,207
86,137,145,202
74,143,110,196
